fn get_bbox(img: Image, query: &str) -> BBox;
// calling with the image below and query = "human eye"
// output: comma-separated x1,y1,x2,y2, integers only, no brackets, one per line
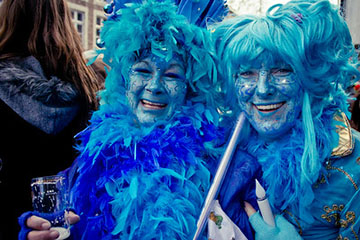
131,60,151,74
133,67,151,74
163,65,186,81
163,72,184,81
270,67,296,85
271,68,293,77
130,66,152,80
239,70,258,79
165,72,180,79
234,69,258,87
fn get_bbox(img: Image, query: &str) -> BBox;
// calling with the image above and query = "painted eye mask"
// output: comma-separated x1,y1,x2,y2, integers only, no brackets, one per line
126,54,188,126
234,64,303,141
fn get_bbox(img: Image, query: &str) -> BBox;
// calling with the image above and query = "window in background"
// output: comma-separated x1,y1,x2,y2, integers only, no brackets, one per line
95,15,106,46
96,0,107,4
71,10,85,45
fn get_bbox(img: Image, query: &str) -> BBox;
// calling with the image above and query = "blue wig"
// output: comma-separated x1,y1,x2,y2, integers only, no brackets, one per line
211,0,360,222
96,0,223,114
213,0,358,111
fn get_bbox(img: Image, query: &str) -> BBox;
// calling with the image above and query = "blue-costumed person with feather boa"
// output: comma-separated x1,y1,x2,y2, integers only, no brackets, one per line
17,0,240,239
211,0,360,239
68,0,230,239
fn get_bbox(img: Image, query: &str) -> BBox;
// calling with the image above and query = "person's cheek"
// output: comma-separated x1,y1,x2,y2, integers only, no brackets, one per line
275,84,295,98
236,82,256,102
165,82,187,102
272,75,299,98
127,78,146,108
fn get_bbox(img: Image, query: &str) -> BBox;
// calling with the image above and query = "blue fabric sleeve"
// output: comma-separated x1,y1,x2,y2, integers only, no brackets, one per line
18,211,34,240
218,148,262,240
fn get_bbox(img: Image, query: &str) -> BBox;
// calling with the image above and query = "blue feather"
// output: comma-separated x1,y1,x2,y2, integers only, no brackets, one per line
110,0,227,27
70,100,225,239
244,106,338,224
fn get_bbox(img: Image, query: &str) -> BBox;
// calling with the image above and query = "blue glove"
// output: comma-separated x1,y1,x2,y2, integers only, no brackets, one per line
249,212,303,240
18,211,34,240
18,209,76,240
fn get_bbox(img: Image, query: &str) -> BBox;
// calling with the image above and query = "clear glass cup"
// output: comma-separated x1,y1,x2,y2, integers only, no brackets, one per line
31,175,70,240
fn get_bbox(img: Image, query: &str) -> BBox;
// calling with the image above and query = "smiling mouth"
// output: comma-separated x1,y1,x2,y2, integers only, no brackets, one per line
141,99,167,110
254,102,285,112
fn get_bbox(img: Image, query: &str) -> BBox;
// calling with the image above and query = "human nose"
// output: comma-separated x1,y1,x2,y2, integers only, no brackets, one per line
145,72,164,95
255,70,275,97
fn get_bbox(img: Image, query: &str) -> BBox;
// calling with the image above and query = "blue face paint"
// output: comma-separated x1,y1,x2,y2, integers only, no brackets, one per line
126,54,187,126
235,64,303,141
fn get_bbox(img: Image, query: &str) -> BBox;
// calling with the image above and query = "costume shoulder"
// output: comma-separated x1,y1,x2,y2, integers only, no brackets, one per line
329,115,360,191
326,129,360,240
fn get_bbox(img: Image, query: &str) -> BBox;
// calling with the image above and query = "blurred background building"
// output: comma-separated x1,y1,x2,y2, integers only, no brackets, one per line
0,0,358,55
63,0,360,53
0,0,107,50
226,0,359,58
341,0,360,57
226,0,340,15
67,0,107,51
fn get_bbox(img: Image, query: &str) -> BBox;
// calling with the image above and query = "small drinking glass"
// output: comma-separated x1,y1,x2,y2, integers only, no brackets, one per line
31,175,70,240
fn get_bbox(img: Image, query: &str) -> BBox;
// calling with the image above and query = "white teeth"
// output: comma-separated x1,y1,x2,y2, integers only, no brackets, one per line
142,100,166,107
256,103,284,111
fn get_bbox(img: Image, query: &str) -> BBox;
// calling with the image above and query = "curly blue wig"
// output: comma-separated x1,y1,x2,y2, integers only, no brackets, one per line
214,0,358,110
96,0,221,112
212,0,359,182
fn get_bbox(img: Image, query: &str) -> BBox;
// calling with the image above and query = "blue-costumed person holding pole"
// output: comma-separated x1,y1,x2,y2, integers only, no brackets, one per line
211,0,360,239
18,0,238,239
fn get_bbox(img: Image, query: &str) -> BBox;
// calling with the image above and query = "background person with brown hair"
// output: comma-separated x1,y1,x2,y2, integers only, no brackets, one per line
0,0,101,238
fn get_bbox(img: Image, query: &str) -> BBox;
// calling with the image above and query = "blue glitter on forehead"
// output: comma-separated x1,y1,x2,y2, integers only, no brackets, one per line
259,70,267,76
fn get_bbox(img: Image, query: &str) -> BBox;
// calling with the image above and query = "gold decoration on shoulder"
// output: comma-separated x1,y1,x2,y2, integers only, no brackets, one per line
332,112,354,158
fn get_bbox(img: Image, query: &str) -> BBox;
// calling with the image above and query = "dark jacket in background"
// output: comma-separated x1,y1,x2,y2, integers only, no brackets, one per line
0,56,88,240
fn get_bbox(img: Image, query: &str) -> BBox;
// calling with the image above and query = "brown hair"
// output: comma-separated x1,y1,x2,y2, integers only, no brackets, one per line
0,0,100,115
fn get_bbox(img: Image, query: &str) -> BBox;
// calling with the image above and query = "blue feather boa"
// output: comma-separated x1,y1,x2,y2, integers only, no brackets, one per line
70,101,224,239
244,107,339,224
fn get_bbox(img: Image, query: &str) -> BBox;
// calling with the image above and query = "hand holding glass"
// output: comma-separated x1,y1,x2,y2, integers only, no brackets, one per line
31,175,70,240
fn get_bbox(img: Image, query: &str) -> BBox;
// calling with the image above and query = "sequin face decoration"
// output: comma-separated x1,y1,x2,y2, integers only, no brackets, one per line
235,64,303,141
127,54,187,126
